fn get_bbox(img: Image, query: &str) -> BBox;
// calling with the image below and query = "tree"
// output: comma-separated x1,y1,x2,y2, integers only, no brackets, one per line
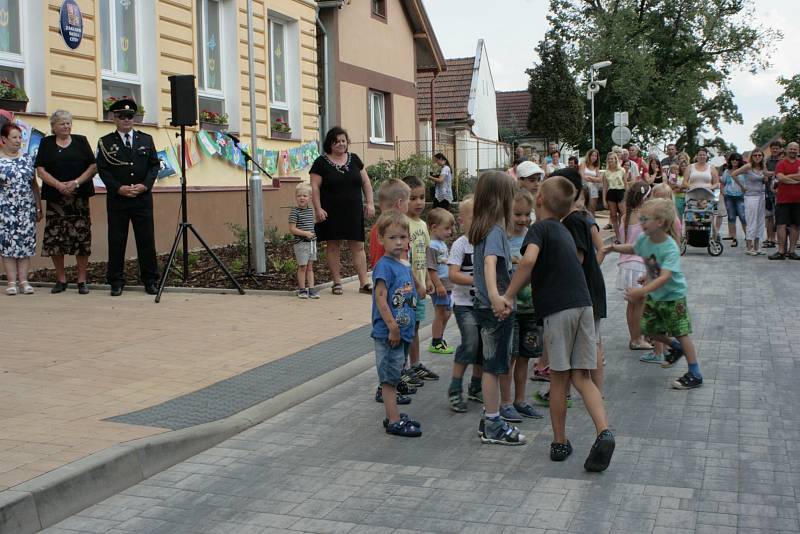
526,37,584,150
750,117,783,148
778,75,800,143
547,0,781,156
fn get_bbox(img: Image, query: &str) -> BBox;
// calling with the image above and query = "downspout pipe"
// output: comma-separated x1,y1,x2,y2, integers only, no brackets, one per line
430,71,437,156
315,10,330,138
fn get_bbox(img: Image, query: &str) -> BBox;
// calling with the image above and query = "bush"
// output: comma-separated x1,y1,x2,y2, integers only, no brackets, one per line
455,169,477,200
367,154,436,191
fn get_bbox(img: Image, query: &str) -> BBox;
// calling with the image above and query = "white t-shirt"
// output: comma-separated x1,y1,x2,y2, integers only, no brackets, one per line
447,236,475,307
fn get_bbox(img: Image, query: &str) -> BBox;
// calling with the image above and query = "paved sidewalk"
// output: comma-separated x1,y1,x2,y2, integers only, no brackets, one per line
43,242,800,533
0,284,374,492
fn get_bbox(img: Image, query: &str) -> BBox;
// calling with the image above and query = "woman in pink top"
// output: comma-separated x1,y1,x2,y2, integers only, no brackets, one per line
616,183,653,351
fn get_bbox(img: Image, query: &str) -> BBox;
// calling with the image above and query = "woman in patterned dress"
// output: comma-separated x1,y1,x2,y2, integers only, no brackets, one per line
0,123,43,295
35,110,97,294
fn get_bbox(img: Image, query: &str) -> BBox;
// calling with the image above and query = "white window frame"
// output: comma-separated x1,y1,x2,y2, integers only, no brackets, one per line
100,0,141,84
269,19,289,112
369,90,387,144
197,0,225,100
0,0,24,71
0,1,45,113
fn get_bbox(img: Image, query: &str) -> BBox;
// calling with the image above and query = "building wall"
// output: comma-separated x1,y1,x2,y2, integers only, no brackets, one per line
469,44,499,142
12,0,319,188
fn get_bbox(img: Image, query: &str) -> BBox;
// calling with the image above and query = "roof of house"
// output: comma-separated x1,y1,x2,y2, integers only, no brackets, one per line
417,57,476,122
496,90,531,135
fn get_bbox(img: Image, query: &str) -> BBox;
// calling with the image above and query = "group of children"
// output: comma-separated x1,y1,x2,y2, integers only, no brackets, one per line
365,164,703,471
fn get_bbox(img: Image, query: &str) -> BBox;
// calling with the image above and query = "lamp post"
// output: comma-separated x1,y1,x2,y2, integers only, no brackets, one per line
246,0,266,272
588,60,611,150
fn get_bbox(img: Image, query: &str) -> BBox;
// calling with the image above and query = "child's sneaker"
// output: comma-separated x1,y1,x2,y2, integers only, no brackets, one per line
374,386,412,405
396,380,417,395
530,366,550,382
466,386,484,403
533,390,573,408
385,419,421,437
307,288,320,299
639,351,664,364
412,363,439,380
672,372,703,390
661,346,685,368
513,402,544,419
550,440,573,461
382,413,421,428
584,429,615,472
499,404,523,423
401,369,424,387
296,288,309,299
428,339,455,354
480,418,526,446
448,391,467,413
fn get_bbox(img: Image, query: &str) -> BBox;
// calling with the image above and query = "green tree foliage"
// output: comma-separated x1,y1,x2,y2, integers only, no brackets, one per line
750,116,783,148
526,38,584,149
778,75,800,143
548,0,780,156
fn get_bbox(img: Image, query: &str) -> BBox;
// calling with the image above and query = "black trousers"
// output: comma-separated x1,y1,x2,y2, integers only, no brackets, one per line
432,198,451,211
106,206,159,286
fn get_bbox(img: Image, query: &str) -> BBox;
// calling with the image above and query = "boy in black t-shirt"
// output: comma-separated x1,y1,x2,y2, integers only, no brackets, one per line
502,177,614,472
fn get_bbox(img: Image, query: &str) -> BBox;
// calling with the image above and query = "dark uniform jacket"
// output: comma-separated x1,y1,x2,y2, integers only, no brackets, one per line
95,130,159,210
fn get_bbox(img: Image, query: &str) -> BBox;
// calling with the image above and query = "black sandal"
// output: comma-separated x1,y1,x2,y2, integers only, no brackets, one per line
359,283,372,294
331,283,343,295
731,239,738,247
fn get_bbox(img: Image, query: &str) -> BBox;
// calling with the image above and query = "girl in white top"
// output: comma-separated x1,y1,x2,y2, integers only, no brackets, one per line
580,148,602,216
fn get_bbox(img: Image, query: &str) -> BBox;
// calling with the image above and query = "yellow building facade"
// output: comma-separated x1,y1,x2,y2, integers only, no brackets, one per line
3,0,319,187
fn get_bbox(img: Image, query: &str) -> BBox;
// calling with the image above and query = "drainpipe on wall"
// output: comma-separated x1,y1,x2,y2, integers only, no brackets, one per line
430,72,437,157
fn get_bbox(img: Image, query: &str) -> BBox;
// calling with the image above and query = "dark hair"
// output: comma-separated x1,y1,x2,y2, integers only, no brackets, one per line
623,182,652,243
433,152,451,168
726,152,744,168
0,123,21,138
322,126,349,154
770,140,783,149
568,155,579,164
551,168,582,201
402,175,424,189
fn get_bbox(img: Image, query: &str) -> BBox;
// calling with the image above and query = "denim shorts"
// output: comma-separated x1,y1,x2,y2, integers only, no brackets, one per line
415,299,427,323
453,305,483,366
512,313,543,359
724,195,746,225
431,291,452,308
473,307,514,375
373,338,410,386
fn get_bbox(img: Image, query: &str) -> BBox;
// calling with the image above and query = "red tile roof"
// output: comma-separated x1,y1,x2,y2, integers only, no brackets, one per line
496,90,532,134
417,57,475,122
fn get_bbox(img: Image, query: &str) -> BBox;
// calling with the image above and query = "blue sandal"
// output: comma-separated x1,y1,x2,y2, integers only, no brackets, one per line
385,419,421,437
382,413,421,428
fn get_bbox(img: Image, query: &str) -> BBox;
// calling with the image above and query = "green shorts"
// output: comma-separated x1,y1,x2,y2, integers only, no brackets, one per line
640,296,692,338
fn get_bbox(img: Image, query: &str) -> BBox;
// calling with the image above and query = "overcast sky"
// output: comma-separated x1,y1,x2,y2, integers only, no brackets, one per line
421,0,797,151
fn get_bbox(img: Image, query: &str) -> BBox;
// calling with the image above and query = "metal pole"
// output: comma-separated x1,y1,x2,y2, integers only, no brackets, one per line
247,0,266,273
590,68,596,150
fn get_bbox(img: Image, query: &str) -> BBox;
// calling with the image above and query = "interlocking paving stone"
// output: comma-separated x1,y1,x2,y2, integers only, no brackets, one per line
46,246,800,533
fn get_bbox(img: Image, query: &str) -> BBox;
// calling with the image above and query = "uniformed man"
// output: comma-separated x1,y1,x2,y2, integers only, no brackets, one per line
96,99,160,296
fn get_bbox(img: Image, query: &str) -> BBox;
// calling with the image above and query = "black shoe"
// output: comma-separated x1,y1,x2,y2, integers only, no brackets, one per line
51,281,68,294
672,372,703,390
110,285,123,296
77,282,89,295
786,252,800,260
396,380,417,395
768,252,786,260
584,430,615,472
374,386,412,405
550,440,573,461
145,282,158,295
661,345,685,368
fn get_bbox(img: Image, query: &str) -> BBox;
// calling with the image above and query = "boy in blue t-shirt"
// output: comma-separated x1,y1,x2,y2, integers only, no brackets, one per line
605,198,702,390
372,211,422,437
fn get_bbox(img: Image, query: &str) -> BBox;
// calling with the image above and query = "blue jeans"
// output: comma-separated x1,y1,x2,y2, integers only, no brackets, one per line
473,308,514,375
373,338,409,386
453,305,483,366
724,195,746,225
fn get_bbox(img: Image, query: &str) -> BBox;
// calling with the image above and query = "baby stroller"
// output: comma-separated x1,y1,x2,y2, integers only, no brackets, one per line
680,187,723,256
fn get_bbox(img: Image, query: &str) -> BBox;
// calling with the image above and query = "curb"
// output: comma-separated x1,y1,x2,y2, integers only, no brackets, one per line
0,322,434,534
26,273,364,298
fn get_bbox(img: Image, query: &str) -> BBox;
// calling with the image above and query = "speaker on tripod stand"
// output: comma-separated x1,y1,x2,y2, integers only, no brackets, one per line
155,75,244,302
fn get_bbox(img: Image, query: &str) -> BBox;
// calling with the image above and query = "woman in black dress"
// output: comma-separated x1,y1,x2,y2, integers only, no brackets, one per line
310,127,375,295
35,110,97,294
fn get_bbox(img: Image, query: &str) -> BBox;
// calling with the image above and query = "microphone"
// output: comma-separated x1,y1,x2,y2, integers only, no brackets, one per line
224,132,240,145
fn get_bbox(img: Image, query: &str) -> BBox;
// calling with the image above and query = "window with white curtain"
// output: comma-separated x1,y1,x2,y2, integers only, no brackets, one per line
0,0,24,88
269,19,289,126
197,0,225,117
100,0,141,106
369,90,386,143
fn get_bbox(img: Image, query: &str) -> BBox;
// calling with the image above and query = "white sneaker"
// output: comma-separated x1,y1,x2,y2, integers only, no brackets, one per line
20,281,34,294
5,283,18,296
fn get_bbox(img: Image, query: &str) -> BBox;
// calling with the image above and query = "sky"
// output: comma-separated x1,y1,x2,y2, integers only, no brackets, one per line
421,0,798,151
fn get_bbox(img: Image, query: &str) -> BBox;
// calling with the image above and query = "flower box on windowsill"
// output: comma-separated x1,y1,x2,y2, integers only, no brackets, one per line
0,99,28,113
271,130,292,140
104,111,144,123
200,121,228,133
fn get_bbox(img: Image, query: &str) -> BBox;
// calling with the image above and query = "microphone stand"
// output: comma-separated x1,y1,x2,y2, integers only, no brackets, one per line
227,135,273,282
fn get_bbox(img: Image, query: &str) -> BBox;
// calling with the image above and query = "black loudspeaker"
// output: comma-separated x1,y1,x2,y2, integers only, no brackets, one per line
168,75,197,126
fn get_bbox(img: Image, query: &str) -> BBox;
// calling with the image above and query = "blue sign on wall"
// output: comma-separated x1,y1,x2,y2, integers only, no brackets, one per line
59,0,84,50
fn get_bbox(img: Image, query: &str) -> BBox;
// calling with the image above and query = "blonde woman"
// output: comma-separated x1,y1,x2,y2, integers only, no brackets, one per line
580,149,602,216
601,152,630,243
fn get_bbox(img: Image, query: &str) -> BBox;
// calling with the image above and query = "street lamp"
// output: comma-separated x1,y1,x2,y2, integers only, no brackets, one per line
588,60,611,150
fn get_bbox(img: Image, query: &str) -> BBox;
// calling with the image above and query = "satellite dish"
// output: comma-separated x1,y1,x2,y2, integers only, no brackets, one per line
611,126,631,146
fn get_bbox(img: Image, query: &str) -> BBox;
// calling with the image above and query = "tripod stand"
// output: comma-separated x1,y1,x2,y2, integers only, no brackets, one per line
226,134,273,283
155,125,245,302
